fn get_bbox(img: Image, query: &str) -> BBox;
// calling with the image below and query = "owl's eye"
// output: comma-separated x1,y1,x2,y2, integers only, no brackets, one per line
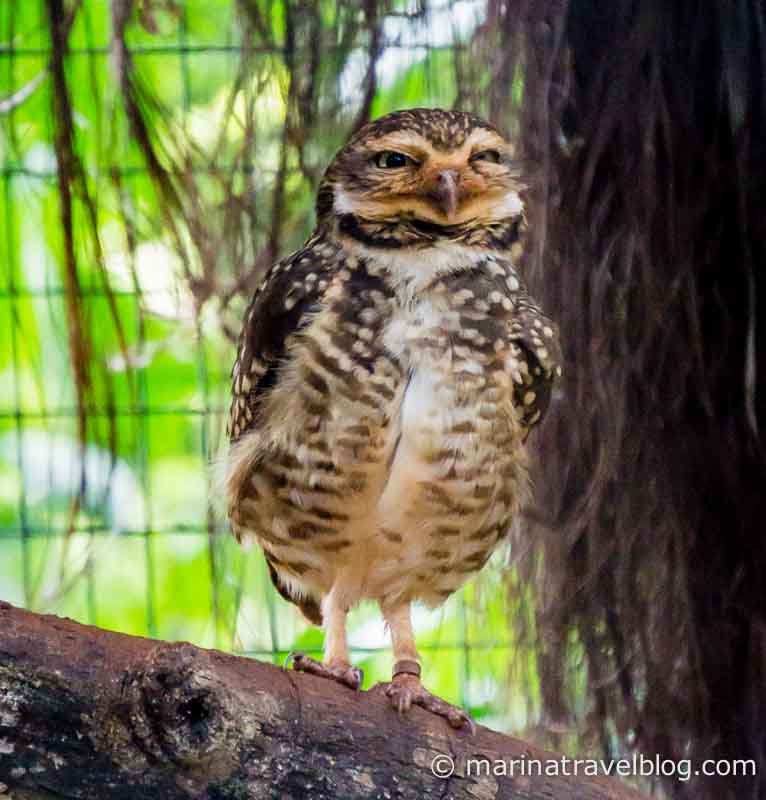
374,151,414,169
471,149,501,164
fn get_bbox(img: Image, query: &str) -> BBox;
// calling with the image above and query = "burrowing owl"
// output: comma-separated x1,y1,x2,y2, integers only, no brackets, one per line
225,108,561,730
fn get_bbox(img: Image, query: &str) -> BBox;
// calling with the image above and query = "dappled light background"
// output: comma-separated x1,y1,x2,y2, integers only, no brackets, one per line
0,0,550,740
4,4,765,798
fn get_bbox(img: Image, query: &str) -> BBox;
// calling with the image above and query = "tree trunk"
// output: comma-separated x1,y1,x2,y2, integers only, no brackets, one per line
0,602,647,800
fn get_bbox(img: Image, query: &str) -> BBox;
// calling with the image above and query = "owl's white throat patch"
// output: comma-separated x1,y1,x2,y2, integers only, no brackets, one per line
351,238,496,298
333,187,523,227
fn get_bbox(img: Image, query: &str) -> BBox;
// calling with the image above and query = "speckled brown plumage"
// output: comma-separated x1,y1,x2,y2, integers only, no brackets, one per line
225,108,561,728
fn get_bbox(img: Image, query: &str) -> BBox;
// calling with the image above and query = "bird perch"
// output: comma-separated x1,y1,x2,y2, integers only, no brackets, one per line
0,602,648,799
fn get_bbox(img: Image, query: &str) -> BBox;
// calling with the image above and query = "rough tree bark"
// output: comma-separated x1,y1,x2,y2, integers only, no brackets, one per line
0,602,648,800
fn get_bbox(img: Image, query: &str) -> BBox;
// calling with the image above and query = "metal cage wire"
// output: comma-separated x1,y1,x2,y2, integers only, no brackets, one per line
0,0,538,733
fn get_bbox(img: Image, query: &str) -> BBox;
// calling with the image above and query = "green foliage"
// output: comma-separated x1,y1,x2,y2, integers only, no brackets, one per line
0,0,555,737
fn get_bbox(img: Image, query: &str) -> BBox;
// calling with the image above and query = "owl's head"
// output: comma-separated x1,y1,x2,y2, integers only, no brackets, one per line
318,108,523,239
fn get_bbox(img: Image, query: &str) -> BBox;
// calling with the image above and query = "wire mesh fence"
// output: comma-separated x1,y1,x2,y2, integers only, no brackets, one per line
7,5,764,798
0,0,556,737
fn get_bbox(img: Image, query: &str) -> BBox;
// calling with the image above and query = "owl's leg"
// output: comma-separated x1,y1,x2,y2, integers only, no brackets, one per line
286,587,363,690
382,602,475,733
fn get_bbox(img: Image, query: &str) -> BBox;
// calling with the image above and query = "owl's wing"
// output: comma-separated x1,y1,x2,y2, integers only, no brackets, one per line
228,237,332,442
227,238,334,626
507,300,562,433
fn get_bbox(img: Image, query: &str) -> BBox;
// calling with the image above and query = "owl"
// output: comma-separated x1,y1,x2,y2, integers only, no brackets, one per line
225,108,561,730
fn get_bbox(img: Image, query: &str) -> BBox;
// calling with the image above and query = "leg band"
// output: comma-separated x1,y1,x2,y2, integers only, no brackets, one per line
393,659,422,678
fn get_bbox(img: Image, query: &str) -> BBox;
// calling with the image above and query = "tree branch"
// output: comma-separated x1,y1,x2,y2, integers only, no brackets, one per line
0,602,647,799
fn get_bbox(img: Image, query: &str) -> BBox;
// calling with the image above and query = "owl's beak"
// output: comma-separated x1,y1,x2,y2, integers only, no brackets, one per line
432,170,460,220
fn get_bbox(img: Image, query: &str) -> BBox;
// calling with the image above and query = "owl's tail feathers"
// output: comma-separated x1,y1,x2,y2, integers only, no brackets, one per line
266,560,323,626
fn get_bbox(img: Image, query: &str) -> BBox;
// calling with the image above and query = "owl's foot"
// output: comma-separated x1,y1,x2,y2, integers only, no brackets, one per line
384,661,476,734
284,651,363,690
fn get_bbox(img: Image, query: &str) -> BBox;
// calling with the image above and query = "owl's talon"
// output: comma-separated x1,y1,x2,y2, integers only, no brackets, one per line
347,666,364,689
285,651,363,690
386,681,413,714
284,651,301,669
384,674,475,733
